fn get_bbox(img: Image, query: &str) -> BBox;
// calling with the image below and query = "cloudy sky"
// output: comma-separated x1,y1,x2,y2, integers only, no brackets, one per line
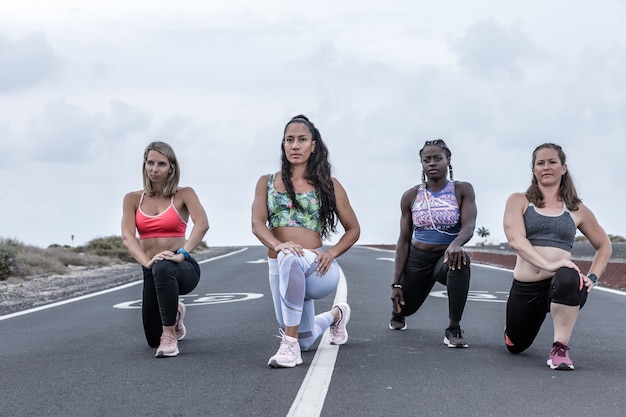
1,1,625,250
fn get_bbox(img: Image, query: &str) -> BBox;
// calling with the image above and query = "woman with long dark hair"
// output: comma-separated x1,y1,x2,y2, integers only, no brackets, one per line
251,115,360,368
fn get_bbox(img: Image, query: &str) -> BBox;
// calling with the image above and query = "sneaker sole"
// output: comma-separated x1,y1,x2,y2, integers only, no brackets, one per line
389,322,408,331
155,348,180,358
268,358,303,368
176,302,187,341
547,359,574,370
443,337,469,348
330,303,351,345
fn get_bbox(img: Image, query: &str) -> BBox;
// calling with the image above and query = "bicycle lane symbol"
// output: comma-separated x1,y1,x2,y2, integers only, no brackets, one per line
430,290,509,303
113,292,264,309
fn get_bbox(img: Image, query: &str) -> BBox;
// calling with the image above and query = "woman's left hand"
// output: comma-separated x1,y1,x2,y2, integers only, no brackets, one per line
582,273,597,293
312,249,335,276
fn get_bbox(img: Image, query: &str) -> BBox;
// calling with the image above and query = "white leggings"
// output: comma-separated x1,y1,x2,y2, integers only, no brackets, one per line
268,249,339,350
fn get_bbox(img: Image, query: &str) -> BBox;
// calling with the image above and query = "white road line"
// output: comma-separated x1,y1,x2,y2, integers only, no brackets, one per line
0,247,248,321
287,266,348,417
363,246,626,296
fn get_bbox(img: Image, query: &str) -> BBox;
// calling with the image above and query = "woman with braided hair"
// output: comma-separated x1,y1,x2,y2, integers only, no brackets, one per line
251,114,360,368
390,139,477,348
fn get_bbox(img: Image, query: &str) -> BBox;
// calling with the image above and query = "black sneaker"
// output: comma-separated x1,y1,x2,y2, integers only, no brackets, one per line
444,326,468,348
389,312,407,331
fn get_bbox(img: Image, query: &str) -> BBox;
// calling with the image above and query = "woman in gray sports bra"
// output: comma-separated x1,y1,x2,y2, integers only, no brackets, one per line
503,143,611,370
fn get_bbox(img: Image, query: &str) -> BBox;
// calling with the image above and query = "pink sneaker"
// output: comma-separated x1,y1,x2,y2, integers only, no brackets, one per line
329,303,351,345
547,342,574,370
155,333,179,358
175,301,186,340
268,329,303,368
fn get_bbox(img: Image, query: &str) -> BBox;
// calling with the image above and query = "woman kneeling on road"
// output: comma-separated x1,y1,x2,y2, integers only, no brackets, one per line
251,115,360,368
503,143,611,370
390,139,477,348
122,141,209,358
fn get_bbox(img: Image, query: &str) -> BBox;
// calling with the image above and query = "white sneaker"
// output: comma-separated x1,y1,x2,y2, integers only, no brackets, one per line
155,333,179,358
268,329,303,368
329,303,351,345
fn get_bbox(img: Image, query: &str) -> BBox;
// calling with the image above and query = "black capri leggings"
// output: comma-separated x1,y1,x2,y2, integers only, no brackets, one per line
399,245,471,322
505,267,588,354
142,257,200,347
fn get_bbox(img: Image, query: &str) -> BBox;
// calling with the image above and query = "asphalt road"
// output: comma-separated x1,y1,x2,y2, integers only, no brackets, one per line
1,246,624,417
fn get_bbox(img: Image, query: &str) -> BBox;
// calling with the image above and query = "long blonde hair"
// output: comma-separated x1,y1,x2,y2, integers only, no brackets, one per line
142,141,180,197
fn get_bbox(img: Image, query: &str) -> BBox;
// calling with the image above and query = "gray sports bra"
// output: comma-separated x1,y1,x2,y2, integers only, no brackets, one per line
523,202,575,251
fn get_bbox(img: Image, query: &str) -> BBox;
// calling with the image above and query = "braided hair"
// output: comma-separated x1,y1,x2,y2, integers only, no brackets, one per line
280,115,338,239
419,139,454,185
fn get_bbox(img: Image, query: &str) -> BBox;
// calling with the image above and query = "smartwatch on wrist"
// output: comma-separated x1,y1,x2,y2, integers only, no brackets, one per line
176,247,190,260
587,273,599,286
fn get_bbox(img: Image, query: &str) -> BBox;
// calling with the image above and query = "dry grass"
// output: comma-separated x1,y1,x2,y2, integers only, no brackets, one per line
0,237,123,280
0,236,209,281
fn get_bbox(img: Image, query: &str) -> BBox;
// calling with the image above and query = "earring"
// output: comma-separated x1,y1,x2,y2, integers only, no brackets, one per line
448,164,454,180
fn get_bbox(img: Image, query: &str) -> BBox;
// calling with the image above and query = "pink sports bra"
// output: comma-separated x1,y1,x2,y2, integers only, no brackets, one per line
135,192,187,239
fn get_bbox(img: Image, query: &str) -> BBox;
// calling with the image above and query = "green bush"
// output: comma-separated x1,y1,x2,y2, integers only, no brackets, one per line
0,244,17,281
84,236,134,263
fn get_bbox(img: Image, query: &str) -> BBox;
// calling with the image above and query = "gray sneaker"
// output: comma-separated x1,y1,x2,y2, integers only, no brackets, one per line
444,326,468,348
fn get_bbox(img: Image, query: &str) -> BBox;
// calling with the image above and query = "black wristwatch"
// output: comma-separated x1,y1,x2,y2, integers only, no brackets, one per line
587,273,599,286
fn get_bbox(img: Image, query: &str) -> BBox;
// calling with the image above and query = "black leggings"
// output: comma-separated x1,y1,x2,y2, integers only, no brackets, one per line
505,267,588,354
142,258,200,347
398,245,471,322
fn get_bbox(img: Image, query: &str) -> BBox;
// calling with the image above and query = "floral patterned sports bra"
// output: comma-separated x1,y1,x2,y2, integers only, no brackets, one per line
267,173,323,234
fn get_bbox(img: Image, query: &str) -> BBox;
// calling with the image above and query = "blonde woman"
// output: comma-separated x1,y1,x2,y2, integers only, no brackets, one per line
122,141,209,358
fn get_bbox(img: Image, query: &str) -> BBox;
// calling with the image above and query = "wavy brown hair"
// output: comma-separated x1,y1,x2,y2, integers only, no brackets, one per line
280,115,337,239
526,143,581,211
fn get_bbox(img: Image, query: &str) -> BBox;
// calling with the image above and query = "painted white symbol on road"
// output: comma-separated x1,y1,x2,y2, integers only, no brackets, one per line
113,292,264,309
247,259,268,264
430,290,509,303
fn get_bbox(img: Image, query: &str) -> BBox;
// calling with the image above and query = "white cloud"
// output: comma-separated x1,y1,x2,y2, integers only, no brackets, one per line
0,32,62,93
0,1,625,248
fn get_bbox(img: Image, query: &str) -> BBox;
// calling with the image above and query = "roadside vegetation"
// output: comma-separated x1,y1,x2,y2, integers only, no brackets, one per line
0,236,208,281
576,234,625,243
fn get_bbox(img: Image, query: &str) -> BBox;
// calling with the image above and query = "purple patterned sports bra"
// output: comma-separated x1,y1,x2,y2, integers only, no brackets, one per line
412,180,461,245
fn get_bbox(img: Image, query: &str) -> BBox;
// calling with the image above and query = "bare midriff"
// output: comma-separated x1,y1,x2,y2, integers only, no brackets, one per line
267,227,323,259
140,236,186,258
411,240,449,252
513,246,572,282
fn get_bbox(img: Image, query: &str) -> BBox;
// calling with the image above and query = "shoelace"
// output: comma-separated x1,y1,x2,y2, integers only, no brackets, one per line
552,344,569,357
450,328,463,339
274,329,299,354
